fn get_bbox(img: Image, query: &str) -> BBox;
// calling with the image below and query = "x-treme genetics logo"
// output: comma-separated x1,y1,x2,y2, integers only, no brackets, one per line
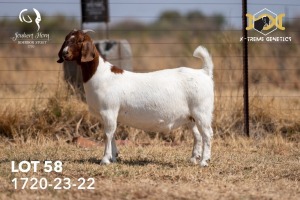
11,8,50,48
241,8,292,42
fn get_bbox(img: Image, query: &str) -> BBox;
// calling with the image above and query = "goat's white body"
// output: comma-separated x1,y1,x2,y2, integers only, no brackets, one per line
85,61,213,132
83,46,214,166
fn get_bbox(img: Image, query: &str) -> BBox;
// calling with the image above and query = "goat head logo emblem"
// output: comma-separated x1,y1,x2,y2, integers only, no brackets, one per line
19,8,41,32
246,8,285,36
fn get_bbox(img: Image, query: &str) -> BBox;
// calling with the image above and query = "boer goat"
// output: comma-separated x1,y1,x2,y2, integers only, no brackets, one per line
57,30,214,167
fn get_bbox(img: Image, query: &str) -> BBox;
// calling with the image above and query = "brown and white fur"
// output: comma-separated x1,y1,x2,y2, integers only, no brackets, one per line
57,29,214,167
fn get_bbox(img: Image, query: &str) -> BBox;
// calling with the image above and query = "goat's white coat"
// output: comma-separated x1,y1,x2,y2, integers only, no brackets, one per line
83,46,214,166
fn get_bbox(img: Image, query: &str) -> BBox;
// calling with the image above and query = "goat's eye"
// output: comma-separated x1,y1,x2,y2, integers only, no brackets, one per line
68,38,76,44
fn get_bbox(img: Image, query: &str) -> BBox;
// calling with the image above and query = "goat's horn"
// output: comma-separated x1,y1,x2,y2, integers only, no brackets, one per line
82,29,95,33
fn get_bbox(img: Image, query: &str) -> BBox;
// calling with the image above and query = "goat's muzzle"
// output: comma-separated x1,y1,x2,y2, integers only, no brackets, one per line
57,56,64,63
57,41,66,63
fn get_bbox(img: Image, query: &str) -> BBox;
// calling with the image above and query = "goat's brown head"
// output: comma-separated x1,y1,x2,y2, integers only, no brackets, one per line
57,29,97,64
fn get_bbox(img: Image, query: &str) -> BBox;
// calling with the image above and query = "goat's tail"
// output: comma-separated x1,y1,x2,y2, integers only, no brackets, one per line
193,46,213,78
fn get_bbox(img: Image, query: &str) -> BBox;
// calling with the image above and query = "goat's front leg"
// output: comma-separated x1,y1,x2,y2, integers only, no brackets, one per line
111,137,119,162
101,114,117,164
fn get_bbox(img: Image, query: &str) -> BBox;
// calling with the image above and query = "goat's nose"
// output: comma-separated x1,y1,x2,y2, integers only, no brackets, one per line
62,46,69,56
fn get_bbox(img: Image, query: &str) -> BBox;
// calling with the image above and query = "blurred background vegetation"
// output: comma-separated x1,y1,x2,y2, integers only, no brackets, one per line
0,10,299,140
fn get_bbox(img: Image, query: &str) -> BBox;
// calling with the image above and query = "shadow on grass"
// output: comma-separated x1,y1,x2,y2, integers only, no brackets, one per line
122,159,175,168
71,157,176,168
72,158,102,165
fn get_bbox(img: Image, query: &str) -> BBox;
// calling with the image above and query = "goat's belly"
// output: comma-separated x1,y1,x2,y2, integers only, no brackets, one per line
117,108,190,132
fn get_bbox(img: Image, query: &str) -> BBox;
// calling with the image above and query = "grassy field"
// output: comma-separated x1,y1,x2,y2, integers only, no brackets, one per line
0,135,299,200
0,91,299,199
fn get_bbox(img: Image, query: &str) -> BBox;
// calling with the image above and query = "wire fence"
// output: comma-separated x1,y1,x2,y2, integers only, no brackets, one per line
0,1,299,135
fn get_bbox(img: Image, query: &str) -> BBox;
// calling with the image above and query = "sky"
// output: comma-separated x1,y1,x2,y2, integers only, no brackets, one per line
0,0,299,28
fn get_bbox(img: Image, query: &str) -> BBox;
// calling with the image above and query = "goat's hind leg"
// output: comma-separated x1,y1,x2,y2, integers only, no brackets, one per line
197,123,213,167
193,112,213,167
189,123,202,165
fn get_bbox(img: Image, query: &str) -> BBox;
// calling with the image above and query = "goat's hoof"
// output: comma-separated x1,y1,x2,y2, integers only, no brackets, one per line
100,158,111,165
110,157,117,163
200,160,209,167
189,157,198,165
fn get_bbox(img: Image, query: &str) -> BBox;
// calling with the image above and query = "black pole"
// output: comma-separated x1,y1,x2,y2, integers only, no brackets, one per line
242,0,250,137
106,22,109,39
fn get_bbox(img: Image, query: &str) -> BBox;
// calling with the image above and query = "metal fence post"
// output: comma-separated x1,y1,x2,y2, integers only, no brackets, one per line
242,0,250,137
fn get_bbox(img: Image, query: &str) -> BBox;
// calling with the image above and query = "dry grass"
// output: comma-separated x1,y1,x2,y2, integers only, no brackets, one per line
0,135,299,200
0,87,299,143
0,86,299,199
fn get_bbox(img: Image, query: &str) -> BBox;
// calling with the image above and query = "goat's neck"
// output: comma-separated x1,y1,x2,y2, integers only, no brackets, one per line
78,49,100,83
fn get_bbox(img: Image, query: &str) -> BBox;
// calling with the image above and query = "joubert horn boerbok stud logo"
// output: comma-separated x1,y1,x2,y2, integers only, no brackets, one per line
11,8,50,47
246,8,285,36
19,8,41,32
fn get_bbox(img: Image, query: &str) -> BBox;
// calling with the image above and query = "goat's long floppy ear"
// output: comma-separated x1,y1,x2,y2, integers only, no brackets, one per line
57,41,65,63
81,39,95,62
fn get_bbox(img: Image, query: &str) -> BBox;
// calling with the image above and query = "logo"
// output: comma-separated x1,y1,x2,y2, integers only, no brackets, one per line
240,8,291,42
11,8,50,48
246,8,285,36
19,8,41,32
